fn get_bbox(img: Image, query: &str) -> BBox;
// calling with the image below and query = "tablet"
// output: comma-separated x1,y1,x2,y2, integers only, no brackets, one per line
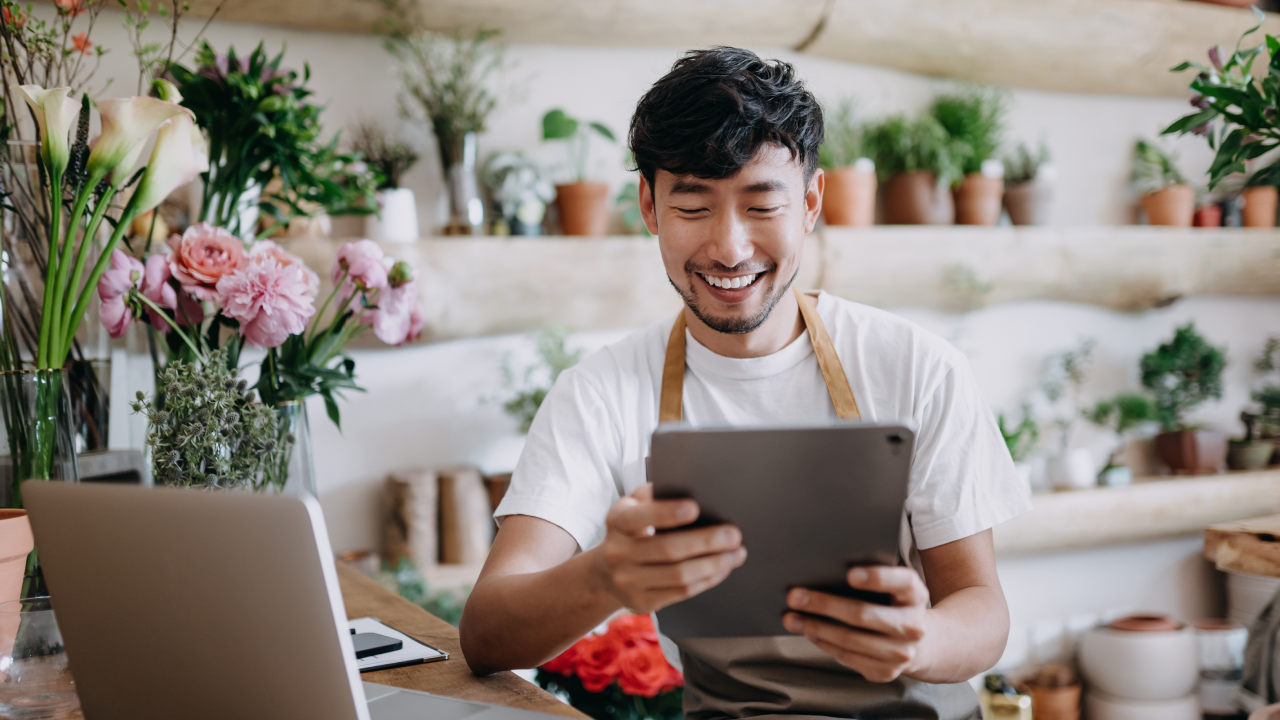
649,422,913,639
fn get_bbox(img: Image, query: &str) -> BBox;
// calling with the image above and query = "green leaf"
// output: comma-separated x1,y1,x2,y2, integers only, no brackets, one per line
322,391,341,431
589,122,615,142
1162,108,1217,136
542,109,578,140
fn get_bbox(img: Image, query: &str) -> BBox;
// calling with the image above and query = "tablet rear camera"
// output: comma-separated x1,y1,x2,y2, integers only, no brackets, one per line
886,433,905,445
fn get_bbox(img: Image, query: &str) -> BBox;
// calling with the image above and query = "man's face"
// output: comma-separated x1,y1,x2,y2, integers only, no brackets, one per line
640,145,823,335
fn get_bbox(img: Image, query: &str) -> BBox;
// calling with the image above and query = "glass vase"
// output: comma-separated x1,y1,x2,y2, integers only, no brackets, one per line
0,370,80,507
440,131,485,236
262,402,316,497
0,596,79,719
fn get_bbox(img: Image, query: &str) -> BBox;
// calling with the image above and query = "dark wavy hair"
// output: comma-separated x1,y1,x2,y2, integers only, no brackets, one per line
629,47,824,192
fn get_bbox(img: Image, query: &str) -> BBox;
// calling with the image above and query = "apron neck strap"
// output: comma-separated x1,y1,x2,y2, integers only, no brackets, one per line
659,288,861,424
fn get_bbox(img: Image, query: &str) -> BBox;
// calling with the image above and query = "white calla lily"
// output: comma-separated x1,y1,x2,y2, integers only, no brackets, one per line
87,96,190,184
14,84,80,176
152,78,183,104
132,112,209,214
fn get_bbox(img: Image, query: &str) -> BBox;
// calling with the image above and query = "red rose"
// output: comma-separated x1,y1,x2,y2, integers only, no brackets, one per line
617,642,674,698
608,613,659,648
574,633,623,693
659,663,684,694
540,642,580,676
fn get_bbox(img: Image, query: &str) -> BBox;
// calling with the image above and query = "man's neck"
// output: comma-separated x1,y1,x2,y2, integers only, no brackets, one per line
684,290,806,359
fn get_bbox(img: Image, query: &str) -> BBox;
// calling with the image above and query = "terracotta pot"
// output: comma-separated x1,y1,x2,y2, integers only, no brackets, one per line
822,166,876,227
0,511,33,606
1003,180,1051,226
954,173,1004,226
1229,440,1276,471
1196,0,1256,7
1193,204,1223,227
1155,429,1228,475
555,182,610,237
1141,184,1195,227
1242,185,1278,228
1027,684,1081,720
883,172,954,225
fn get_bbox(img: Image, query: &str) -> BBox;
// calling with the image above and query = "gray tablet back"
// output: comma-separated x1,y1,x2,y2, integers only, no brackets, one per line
650,422,913,639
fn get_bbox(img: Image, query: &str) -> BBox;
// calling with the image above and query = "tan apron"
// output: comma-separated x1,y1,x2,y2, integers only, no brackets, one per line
656,288,981,720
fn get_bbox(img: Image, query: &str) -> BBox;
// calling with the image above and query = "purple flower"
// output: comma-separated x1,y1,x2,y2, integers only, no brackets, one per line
1208,45,1224,72
1190,94,1210,109
1192,123,1211,137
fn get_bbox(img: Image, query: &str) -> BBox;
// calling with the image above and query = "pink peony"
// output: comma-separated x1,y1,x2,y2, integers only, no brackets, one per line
370,280,425,346
97,250,144,338
248,240,320,297
216,253,316,349
167,222,246,301
333,239,389,299
141,254,203,333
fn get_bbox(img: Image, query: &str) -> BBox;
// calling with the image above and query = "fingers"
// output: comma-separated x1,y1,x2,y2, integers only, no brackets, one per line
785,588,925,640
807,637,909,684
608,489,700,536
639,547,748,589
846,566,930,607
782,613,917,666
620,551,746,611
627,524,742,564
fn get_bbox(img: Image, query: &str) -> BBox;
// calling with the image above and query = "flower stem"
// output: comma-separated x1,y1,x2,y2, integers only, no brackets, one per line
58,181,117,358
60,192,142,359
307,269,348,344
36,167,64,370
134,293,204,362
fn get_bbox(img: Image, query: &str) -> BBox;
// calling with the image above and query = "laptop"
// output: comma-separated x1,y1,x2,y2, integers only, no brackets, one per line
23,481,562,720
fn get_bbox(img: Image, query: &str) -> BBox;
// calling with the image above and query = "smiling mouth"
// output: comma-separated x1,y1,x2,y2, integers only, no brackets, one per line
697,272,763,290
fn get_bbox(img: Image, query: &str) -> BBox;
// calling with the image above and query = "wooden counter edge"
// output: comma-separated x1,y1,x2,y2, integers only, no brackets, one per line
335,563,587,718
1204,513,1280,578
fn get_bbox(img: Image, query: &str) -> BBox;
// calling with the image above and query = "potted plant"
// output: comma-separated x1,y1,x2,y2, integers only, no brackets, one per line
997,405,1038,490
1002,142,1054,226
1042,340,1098,489
350,120,421,243
1085,394,1155,487
1132,139,1194,226
543,109,616,237
1245,337,1280,467
1231,411,1276,470
865,114,962,225
933,89,1007,226
483,152,555,237
1241,180,1278,228
818,100,876,227
385,27,504,236
1140,323,1228,474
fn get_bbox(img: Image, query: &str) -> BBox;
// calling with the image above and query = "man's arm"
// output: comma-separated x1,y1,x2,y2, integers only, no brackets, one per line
781,529,1008,684
460,485,747,675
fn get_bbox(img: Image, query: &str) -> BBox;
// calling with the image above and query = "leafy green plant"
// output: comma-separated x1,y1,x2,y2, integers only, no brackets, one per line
1252,337,1280,439
1131,139,1188,195
501,329,583,433
1163,8,1280,190
348,120,419,190
378,559,469,626
1041,339,1096,453
931,88,1007,177
543,109,616,183
1140,323,1226,432
863,114,963,186
997,405,1038,462
167,41,377,238
1004,141,1051,185
1086,394,1155,468
818,99,869,169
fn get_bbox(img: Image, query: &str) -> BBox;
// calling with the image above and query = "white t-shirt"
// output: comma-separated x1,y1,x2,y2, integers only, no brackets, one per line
496,292,1031,572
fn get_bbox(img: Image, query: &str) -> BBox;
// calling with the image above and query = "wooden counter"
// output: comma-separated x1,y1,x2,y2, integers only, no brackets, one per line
336,563,586,718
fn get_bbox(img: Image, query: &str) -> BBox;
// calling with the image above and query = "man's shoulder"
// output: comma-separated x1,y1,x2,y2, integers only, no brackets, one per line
563,315,673,391
816,292,965,372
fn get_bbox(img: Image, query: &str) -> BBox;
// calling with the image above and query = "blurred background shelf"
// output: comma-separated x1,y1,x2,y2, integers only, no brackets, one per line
281,227,1280,345
103,0,1280,97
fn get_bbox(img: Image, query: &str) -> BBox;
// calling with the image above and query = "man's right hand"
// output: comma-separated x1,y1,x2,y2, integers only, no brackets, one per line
590,483,747,613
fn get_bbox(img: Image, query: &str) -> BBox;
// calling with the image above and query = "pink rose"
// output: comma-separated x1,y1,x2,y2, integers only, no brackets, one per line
249,240,320,297
370,280,425,346
333,239,388,299
167,222,246,301
97,250,144,338
216,253,316,349
141,254,203,333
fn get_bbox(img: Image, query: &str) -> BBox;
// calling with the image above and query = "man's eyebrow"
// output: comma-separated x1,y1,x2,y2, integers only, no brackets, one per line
668,178,711,195
743,179,787,193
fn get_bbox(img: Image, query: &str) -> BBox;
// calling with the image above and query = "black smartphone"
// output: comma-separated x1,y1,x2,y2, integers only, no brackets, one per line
351,631,403,659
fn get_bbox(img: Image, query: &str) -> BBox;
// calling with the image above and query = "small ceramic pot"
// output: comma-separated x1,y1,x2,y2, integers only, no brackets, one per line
1229,440,1277,471
1086,690,1200,720
1141,184,1195,227
1242,185,1278,228
822,163,876,227
954,173,1004,226
364,188,420,244
1027,684,1081,720
1155,429,1228,475
883,172,954,225
1048,448,1095,490
1003,180,1051,226
1098,465,1132,487
1078,616,1199,701
555,182,610,237
1193,204,1223,227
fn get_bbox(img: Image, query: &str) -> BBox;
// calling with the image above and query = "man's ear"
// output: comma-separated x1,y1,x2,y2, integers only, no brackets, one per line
803,168,824,234
639,174,660,236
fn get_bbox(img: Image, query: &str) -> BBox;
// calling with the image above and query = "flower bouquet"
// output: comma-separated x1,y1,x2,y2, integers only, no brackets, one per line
536,614,683,720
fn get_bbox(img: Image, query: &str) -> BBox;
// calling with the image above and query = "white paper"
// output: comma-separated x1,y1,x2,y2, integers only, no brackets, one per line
350,616,447,672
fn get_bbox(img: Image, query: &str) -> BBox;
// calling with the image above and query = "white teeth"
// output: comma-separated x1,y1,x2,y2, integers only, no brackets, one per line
701,272,758,289
732,277,744,289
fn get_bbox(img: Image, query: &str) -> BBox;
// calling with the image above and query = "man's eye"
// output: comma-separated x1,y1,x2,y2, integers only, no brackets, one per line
675,207,707,215
751,206,782,214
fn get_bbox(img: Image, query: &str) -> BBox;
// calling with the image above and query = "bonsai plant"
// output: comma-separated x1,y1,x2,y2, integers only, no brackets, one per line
1131,139,1194,227
349,120,421,243
997,405,1038,490
542,108,616,236
1140,323,1228,474
818,99,876,227
1164,10,1280,228
1085,394,1155,486
932,89,1008,226
483,152,555,237
864,114,962,225
1002,141,1053,226
1041,340,1097,489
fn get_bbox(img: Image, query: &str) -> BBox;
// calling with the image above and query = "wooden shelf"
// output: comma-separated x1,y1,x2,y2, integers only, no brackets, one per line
278,226,1280,346
994,468,1280,557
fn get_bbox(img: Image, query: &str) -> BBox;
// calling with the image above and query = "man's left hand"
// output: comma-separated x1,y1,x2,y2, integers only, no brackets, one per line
782,566,931,683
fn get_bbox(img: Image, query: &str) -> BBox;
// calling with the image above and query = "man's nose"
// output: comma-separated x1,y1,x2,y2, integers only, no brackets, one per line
704,213,753,269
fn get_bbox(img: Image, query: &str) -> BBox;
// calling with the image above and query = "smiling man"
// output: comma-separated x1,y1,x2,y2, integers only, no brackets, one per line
459,48,1031,720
